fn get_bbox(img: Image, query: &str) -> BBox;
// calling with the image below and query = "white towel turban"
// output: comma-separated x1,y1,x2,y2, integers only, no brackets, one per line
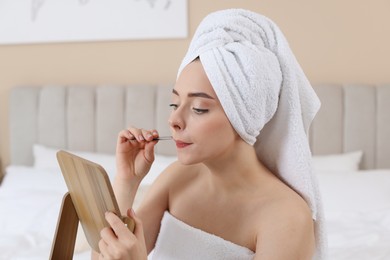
178,9,326,259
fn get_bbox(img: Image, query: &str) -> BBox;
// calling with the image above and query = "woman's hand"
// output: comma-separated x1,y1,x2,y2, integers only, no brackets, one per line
116,127,159,181
98,209,147,260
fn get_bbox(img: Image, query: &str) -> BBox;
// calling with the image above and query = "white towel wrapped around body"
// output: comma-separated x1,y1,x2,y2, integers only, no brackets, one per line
151,211,255,260
178,9,326,259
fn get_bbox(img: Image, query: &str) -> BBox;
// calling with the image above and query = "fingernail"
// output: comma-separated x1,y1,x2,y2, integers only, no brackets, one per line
138,135,144,141
146,133,152,140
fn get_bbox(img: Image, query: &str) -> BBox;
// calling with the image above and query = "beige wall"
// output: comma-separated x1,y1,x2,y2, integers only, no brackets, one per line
1,0,390,166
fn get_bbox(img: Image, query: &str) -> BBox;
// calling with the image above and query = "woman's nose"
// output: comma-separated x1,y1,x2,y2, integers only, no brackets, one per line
168,109,185,131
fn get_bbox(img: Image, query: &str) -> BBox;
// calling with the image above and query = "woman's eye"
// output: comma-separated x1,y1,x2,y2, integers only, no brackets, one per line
169,103,178,110
192,108,209,114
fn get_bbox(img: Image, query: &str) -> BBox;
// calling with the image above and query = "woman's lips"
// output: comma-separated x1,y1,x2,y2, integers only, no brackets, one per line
175,140,192,148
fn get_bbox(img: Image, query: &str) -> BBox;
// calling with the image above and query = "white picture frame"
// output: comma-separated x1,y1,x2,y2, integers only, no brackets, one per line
0,0,188,45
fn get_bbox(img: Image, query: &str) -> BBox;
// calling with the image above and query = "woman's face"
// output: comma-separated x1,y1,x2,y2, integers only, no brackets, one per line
169,59,239,165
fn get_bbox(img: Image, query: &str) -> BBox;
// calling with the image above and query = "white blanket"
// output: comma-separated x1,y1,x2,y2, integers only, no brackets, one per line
0,166,90,259
1,164,390,259
0,144,177,259
317,170,390,260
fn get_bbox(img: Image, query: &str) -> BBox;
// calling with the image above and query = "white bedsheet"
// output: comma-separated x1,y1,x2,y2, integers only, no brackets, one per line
318,170,390,260
0,166,89,260
326,209,390,260
0,167,160,259
1,165,390,259
0,148,177,260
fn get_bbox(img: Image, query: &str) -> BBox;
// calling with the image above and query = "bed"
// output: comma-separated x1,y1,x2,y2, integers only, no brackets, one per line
1,84,390,259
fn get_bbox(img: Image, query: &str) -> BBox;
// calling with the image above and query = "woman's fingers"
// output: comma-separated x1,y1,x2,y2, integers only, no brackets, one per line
103,210,144,241
151,129,159,139
118,127,160,148
100,225,119,242
99,226,122,259
99,210,147,259
99,212,133,259
117,128,158,153
143,141,156,164
127,209,145,242
104,211,132,239
116,127,159,178
140,128,159,141
98,238,109,258
126,127,159,142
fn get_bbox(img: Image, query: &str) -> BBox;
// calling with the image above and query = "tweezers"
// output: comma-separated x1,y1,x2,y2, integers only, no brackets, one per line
153,136,173,141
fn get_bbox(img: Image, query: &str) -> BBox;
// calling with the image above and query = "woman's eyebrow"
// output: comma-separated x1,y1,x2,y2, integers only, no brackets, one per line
188,92,215,99
172,89,179,96
172,89,214,99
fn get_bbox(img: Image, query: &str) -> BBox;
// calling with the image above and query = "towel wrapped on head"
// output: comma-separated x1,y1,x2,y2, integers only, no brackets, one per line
178,9,326,259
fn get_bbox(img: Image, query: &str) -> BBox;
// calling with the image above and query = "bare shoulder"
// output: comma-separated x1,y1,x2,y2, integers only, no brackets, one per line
137,161,201,223
153,160,202,189
261,187,314,227
136,161,202,252
140,161,202,205
253,186,315,259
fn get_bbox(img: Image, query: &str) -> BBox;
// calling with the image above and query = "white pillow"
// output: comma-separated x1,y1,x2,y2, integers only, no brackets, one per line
33,144,177,181
312,150,363,173
317,169,390,212
33,144,61,170
33,144,117,178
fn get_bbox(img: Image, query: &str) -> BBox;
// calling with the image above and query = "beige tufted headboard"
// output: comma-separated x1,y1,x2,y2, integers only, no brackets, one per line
9,85,176,166
310,84,390,169
9,84,390,170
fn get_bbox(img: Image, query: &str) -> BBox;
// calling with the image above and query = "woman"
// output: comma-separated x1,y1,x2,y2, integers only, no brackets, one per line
95,9,326,260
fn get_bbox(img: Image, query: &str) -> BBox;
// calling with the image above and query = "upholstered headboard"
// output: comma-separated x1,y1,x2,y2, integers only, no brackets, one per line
9,85,176,166
310,84,390,169
9,84,390,170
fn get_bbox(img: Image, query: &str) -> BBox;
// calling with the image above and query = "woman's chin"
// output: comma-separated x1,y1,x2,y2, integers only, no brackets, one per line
176,155,201,165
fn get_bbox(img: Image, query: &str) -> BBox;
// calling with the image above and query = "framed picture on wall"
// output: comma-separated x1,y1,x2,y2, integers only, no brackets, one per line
0,0,188,45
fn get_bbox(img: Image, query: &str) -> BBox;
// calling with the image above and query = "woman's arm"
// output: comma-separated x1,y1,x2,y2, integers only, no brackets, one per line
91,127,160,259
91,161,176,259
114,127,159,215
254,201,315,260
